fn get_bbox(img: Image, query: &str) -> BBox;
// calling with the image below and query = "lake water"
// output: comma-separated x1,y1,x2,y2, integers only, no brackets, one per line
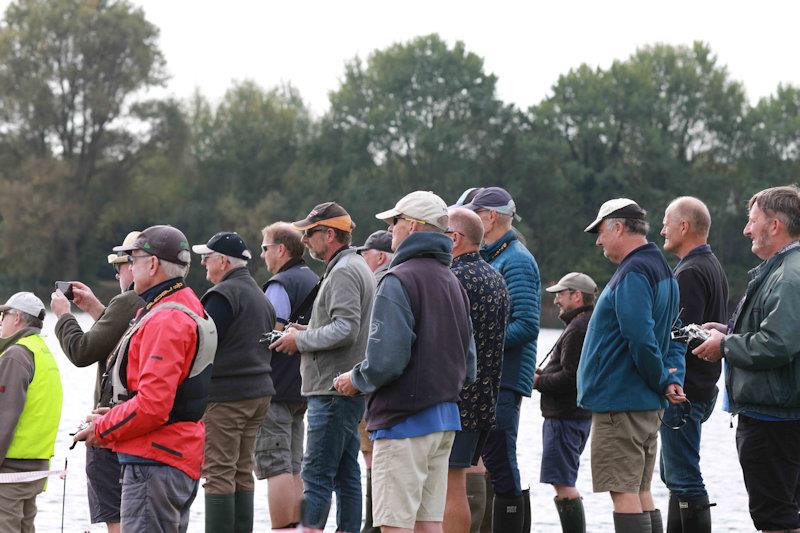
32,315,753,532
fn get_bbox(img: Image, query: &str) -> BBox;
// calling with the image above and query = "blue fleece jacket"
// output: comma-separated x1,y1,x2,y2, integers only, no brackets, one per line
481,230,540,396
577,243,685,412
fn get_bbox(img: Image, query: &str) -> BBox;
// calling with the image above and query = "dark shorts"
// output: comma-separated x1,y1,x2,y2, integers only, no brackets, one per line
539,418,591,486
448,430,489,468
86,447,121,524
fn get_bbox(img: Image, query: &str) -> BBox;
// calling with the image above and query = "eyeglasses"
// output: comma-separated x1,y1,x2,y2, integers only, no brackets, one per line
200,253,221,264
445,229,465,237
392,215,427,226
130,253,152,264
0,310,17,321
659,399,693,430
303,227,328,238
261,243,279,253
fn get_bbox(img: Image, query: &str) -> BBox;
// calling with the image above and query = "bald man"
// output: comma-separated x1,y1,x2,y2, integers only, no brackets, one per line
443,208,509,533
659,197,729,532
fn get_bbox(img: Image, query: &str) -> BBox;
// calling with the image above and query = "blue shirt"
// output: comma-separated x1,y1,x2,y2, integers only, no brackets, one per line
371,402,461,440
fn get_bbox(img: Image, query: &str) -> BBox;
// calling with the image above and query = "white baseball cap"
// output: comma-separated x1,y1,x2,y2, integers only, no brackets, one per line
545,272,598,294
375,191,449,231
0,292,46,320
584,198,646,233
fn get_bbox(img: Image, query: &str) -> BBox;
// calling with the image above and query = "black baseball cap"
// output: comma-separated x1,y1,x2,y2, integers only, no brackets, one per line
113,225,192,266
355,230,393,254
192,232,252,260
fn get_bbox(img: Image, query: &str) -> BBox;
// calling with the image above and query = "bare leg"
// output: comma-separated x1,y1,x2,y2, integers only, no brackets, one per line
268,473,302,528
443,468,469,533
638,490,655,512
106,523,120,533
553,484,580,500
610,491,643,513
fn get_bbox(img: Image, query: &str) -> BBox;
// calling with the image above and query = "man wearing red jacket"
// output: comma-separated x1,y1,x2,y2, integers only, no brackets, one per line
74,225,217,533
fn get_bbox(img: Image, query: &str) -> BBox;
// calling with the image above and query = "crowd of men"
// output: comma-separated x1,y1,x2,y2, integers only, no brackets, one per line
0,184,798,533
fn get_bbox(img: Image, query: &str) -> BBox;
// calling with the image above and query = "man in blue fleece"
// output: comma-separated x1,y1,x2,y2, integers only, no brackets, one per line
464,186,540,532
335,190,476,533
577,198,686,533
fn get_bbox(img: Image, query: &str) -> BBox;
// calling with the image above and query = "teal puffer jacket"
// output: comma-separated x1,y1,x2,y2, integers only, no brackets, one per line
481,230,541,396
725,245,800,418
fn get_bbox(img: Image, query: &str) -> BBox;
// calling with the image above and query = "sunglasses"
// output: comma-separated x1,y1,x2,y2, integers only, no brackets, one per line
260,243,279,253
303,227,328,238
659,399,693,430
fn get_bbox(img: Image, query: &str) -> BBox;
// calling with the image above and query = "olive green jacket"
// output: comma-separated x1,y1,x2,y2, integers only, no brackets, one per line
724,243,800,418
55,290,144,406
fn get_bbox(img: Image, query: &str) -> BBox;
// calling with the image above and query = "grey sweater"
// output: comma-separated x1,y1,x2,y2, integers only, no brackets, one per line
296,247,376,396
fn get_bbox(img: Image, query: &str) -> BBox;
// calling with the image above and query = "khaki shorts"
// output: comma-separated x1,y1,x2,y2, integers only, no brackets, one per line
372,431,455,529
359,418,373,453
590,410,661,494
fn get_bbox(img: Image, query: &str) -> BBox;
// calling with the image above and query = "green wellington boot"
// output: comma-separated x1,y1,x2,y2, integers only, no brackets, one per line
206,493,235,533
554,497,586,533
234,491,254,533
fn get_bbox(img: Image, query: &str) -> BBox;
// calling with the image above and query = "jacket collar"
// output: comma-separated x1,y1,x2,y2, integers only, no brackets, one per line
452,251,482,267
560,305,593,325
390,232,453,267
0,326,41,354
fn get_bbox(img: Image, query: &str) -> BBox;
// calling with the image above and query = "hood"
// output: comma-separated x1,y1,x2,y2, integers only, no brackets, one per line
390,232,453,267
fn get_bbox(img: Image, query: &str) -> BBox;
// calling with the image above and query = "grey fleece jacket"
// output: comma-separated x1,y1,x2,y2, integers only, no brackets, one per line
296,247,376,396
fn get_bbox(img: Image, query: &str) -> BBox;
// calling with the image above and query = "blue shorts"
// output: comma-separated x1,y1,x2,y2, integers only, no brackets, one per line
539,418,591,486
449,430,488,468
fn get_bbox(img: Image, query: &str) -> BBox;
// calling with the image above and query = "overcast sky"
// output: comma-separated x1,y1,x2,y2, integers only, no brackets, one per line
4,0,800,115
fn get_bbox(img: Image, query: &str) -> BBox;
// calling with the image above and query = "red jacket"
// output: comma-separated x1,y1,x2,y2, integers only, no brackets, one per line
94,287,206,479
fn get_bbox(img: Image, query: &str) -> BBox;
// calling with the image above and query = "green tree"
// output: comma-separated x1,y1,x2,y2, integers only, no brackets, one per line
0,0,166,290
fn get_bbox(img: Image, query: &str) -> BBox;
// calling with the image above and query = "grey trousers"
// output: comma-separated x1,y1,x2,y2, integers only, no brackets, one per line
120,463,199,533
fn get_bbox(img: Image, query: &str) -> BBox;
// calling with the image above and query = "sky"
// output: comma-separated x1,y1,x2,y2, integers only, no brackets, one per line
3,0,800,116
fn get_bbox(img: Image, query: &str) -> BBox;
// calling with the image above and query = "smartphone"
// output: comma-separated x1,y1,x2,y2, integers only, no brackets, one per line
55,281,74,301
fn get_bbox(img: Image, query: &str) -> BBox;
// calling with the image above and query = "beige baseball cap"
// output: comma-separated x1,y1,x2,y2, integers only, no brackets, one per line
375,191,449,231
545,272,598,294
108,231,142,264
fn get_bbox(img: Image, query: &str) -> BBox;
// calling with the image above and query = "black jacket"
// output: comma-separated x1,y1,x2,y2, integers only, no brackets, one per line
674,245,729,402
534,305,592,420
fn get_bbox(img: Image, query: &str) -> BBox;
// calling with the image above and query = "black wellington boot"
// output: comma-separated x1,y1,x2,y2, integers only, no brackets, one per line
554,497,586,533
522,489,531,533
361,469,380,533
492,493,524,533
613,511,652,533
666,493,681,533
678,495,715,533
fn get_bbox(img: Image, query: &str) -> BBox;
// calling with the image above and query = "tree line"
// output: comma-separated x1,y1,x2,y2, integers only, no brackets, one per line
1,0,798,319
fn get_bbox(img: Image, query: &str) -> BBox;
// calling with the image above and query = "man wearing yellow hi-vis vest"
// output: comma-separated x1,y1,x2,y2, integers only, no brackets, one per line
0,292,63,532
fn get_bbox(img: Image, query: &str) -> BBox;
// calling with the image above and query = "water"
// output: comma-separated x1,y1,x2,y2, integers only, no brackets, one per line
33,315,753,531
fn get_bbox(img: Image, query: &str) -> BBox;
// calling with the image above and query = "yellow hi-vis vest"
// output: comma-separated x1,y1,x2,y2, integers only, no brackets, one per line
4,334,63,459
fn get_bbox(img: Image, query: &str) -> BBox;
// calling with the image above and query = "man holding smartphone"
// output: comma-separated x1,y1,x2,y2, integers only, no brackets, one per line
51,231,144,533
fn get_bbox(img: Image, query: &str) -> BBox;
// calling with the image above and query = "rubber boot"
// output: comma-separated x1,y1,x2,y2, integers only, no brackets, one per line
361,469,380,533
613,512,652,533
234,491,254,533
666,493,681,533
678,495,714,533
492,493,524,533
480,472,493,533
521,489,531,533
554,497,586,533
466,472,487,533
206,493,235,533
648,509,663,533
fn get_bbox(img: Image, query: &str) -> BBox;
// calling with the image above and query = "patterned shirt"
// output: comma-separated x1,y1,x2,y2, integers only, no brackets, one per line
451,252,509,430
